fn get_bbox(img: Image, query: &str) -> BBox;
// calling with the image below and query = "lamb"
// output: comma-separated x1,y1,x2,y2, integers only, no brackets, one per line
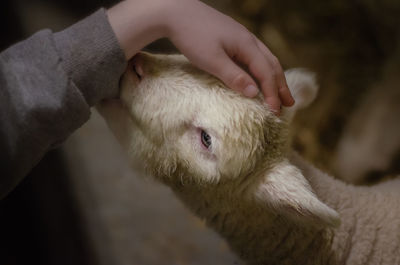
97,52,400,265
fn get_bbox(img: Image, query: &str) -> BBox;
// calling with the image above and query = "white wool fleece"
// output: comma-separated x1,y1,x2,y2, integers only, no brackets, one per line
97,52,400,265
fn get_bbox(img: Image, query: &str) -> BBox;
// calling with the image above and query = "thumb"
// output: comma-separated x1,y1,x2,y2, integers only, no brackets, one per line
209,52,259,97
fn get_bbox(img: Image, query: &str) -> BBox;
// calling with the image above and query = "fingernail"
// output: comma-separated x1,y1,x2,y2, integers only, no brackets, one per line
243,85,259,97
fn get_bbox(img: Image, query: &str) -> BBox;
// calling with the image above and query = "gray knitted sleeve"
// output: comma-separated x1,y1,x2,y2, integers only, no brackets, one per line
0,9,127,198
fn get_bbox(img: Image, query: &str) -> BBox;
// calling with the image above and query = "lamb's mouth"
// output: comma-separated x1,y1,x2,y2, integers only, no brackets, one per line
133,64,142,80
118,58,143,108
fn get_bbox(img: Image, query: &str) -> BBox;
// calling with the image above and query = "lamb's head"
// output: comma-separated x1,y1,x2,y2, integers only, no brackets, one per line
118,52,288,183
98,52,339,228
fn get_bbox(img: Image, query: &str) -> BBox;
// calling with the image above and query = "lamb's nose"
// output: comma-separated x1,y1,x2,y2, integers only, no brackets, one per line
131,52,146,79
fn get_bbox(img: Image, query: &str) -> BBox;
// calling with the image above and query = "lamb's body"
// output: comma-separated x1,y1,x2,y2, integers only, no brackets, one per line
98,52,400,264
290,154,400,265
170,153,400,265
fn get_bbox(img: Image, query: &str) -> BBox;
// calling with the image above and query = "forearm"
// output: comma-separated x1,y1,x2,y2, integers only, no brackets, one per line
0,9,126,198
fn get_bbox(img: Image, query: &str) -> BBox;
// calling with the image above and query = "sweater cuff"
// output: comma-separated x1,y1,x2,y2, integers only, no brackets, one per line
54,8,127,106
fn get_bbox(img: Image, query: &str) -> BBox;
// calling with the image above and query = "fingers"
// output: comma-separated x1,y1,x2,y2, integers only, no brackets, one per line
209,50,259,97
230,36,282,114
221,33,295,115
254,39,295,107
246,49,282,114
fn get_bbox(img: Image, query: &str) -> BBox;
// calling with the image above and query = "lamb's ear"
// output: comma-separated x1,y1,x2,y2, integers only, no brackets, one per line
253,159,340,228
281,69,318,123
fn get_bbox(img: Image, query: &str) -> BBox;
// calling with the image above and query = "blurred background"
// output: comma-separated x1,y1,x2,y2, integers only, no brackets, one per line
1,0,399,264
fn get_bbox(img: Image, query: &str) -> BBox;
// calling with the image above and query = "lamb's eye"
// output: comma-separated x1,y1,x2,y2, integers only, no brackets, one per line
201,130,212,149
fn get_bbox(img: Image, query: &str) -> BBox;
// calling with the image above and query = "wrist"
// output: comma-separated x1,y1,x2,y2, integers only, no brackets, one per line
159,0,191,41
107,0,170,59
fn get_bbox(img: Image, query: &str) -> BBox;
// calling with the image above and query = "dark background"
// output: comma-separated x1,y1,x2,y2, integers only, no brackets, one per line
1,0,399,264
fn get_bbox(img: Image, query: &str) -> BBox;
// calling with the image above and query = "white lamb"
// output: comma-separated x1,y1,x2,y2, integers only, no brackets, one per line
97,52,400,265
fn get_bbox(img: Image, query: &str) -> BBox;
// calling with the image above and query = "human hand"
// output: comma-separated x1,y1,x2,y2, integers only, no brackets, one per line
108,0,294,114
163,0,294,114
